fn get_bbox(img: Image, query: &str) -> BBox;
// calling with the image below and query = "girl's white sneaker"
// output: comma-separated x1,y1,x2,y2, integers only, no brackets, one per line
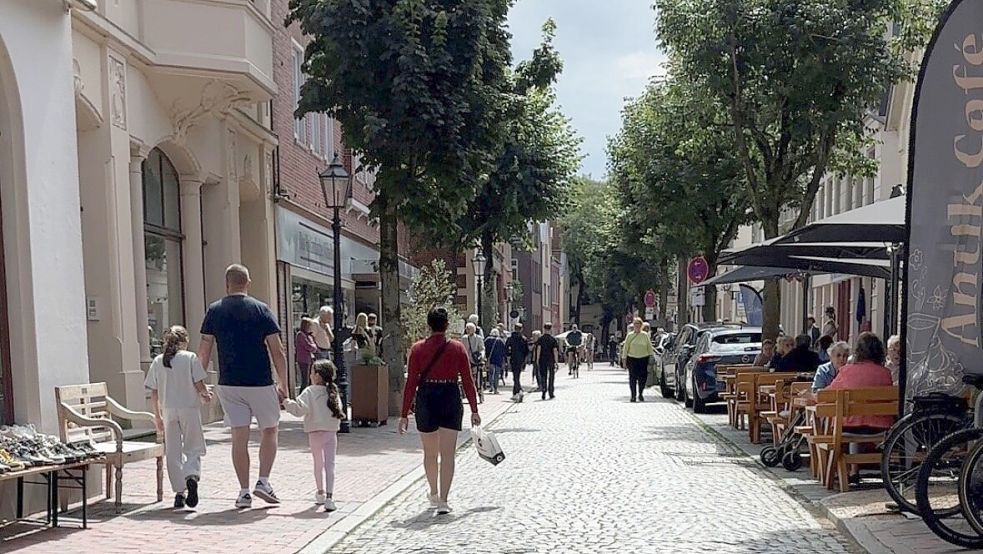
436,501,452,515
323,498,337,512
315,492,326,505
427,493,440,507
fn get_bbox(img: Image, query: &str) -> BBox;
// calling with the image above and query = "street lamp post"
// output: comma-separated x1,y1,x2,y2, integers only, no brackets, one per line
505,283,514,326
319,154,353,434
471,252,486,330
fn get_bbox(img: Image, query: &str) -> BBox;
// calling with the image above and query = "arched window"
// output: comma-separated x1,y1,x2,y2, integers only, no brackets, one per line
142,148,184,355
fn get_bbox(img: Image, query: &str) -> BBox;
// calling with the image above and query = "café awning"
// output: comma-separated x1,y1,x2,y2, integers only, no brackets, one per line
701,266,823,287
775,195,906,245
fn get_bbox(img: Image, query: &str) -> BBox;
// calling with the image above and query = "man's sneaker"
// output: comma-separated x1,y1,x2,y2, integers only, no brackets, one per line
638,395,645,403
323,498,337,512
428,493,440,507
235,491,252,509
174,493,185,508
185,477,199,508
315,492,326,505
253,480,280,504
436,501,452,515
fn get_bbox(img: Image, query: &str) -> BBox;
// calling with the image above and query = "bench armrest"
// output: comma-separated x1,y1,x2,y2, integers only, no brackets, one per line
60,403,124,452
105,396,163,443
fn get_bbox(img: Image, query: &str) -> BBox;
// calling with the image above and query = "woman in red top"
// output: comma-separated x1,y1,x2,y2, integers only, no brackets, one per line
399,307,480,515
826,332,895,482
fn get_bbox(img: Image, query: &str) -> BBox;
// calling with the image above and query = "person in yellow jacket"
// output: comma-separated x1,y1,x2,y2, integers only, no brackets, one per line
621,317,654,402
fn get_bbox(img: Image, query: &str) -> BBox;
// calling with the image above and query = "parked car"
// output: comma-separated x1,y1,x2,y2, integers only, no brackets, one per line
656,323,720,401
652,333,675,398
682,327,762,413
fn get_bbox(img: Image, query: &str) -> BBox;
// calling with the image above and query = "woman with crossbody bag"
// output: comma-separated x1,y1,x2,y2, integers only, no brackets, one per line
399,307,481,515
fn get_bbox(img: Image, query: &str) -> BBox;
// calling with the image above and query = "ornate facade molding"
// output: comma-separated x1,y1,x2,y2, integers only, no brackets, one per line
108,54,127,130
172,80,253,144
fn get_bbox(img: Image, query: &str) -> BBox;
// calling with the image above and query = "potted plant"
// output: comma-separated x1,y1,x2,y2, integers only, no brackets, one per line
350,352,387,426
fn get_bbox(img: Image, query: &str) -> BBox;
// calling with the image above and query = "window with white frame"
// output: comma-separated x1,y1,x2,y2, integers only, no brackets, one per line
310,112,320,153
292,45,306,143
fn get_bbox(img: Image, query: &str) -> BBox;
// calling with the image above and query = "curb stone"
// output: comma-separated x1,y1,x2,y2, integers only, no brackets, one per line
296,398,518,554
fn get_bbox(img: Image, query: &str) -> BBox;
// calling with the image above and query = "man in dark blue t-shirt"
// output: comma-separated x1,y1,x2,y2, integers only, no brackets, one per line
198,264,288,509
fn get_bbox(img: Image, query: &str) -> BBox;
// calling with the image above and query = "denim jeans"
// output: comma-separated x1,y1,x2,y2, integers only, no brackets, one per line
487,364,502,391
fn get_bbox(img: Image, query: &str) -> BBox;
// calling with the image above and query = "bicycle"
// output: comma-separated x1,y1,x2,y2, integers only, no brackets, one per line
567,348,580,379
913,374,983,548
880,393,970,514
465,360,485,405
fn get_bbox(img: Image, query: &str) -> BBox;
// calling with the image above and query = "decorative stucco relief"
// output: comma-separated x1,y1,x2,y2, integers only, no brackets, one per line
172,80,253,144
109,55,127,130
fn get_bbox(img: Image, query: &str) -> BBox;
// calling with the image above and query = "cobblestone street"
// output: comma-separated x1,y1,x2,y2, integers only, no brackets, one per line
330,363,858,553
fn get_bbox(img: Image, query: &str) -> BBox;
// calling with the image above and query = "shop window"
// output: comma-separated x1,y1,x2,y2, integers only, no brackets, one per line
143,148,185,356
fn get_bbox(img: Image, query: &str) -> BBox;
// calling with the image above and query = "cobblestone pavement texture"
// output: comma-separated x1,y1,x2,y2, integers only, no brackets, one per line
0,385,514,553
331,364,858,554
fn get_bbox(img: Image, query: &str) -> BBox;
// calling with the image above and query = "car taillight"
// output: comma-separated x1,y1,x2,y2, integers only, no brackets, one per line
697,354,720,364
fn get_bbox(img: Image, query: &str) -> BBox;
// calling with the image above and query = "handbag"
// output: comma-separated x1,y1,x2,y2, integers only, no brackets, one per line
410,339,451,413
471,426,505,465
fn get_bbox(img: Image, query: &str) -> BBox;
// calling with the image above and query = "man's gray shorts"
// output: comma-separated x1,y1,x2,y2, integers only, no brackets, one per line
215,385,281,429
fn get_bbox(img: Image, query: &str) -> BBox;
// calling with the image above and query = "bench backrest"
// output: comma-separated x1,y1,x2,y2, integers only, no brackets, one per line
734,369,768,398
752,373,791,411
55,382,115,444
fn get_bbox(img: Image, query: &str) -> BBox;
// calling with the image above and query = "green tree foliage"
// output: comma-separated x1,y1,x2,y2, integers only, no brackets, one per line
609,75,750,322
400,260,464,353
287,0,513,408
447,20,581,328
654,0,914,337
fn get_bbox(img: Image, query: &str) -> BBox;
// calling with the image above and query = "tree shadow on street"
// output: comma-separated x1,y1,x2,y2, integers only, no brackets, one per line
388,505,501,529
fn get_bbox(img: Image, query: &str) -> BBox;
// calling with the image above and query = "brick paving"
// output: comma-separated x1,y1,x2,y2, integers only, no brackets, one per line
0,384,514,554
330,364,856,553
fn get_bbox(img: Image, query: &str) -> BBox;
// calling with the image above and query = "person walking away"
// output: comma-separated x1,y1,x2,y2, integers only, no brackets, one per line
805,316,821,348
772,334,821,373
529,330,542,390
399,308,480,515
753,339,775,367
367,313,384,356
506,324,529,398
467,314,485,339
461,323,485,388
608,335,620,366
534,324,560,400
822,306,839,341
283,359,345,512
146,325,212,509
484,329,507,395
584,332,595,369
198,264,289,509
313,306,335,360
565,324,583,375
621,318,654,402
295,318,318,390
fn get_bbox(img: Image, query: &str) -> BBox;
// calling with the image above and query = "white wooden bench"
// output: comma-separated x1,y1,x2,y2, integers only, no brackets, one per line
55,382,164,513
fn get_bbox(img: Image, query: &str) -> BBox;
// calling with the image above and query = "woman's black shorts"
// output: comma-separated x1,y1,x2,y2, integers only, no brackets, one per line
415,382,463,433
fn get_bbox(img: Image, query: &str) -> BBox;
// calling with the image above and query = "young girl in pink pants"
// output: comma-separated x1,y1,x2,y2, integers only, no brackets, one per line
284,359,345,511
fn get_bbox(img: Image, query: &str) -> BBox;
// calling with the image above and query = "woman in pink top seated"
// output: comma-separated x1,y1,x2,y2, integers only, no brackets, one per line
826,332,895,482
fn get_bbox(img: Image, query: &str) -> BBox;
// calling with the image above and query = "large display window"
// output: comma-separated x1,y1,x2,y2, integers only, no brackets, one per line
143,148,185,356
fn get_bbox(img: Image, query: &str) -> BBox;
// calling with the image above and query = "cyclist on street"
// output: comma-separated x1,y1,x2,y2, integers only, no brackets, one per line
565,324,583,376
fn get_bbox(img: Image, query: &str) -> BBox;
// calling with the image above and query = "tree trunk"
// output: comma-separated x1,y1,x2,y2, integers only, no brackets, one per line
761,217,782,341
702,286,717,323
481,233,496,333
378,195,404,416
676,256,689,327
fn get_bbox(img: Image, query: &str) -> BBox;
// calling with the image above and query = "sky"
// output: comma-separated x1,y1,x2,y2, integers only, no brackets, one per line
507,0,667,179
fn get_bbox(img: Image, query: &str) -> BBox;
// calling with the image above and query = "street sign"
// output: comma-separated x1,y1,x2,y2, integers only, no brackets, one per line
509,310,519,319
644,307,655,320
688,256,710,285
644,289,656,307
690,286,706,307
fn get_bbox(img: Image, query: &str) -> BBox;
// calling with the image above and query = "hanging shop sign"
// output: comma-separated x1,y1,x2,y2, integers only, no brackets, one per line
903,0,983,398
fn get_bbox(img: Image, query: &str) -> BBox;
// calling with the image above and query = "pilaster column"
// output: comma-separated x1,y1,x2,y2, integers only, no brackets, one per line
181,178,205,349
129,148,151,364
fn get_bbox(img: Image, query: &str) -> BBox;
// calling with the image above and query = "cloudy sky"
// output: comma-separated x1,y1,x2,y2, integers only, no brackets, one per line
507,1,667,178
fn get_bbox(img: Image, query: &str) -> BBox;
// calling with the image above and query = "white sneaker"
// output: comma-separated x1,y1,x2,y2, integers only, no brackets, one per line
323,498,337,512
235,491,252,509
253,480,280,504
428,493,440,507
315,492,326,505
436,501,452,515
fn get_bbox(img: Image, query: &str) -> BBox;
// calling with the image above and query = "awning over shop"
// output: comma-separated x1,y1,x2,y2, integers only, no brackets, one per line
775,195,906,245
701,266,823,287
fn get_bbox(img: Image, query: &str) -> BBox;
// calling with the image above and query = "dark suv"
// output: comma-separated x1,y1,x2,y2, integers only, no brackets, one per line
656,323,726,401
682,327,762,413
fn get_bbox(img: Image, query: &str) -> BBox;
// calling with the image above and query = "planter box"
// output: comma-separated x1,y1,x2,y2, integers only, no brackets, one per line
350,364,388,426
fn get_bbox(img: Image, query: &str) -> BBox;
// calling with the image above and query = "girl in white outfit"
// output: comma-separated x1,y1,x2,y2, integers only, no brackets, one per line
145,326,212,509
283,359,345,511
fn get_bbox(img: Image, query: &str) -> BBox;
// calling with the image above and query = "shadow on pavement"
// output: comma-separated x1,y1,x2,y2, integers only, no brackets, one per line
389,506,502,529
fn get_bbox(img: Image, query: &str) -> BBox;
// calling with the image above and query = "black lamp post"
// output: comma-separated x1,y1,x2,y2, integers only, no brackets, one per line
319,154,353,433
472,252,486,331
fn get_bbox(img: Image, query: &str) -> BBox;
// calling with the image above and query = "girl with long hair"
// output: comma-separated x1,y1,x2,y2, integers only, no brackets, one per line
283,359,346,511
144,325,212,509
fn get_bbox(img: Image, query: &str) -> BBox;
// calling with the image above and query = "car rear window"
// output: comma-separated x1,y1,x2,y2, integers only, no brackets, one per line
710,333,761,351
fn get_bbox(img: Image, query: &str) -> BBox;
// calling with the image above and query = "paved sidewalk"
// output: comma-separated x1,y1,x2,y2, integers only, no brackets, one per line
689,393,965,553
0,384,516,554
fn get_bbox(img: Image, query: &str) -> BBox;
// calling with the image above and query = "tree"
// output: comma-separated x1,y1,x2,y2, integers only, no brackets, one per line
288,0,512,412
608,75,751,322
446,20,581,329
400,259,464,352
655,0,912,338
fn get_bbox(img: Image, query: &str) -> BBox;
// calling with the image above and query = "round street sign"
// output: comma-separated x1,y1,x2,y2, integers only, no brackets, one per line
688,256,710,285
644,289,656,308
509,310,519,319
